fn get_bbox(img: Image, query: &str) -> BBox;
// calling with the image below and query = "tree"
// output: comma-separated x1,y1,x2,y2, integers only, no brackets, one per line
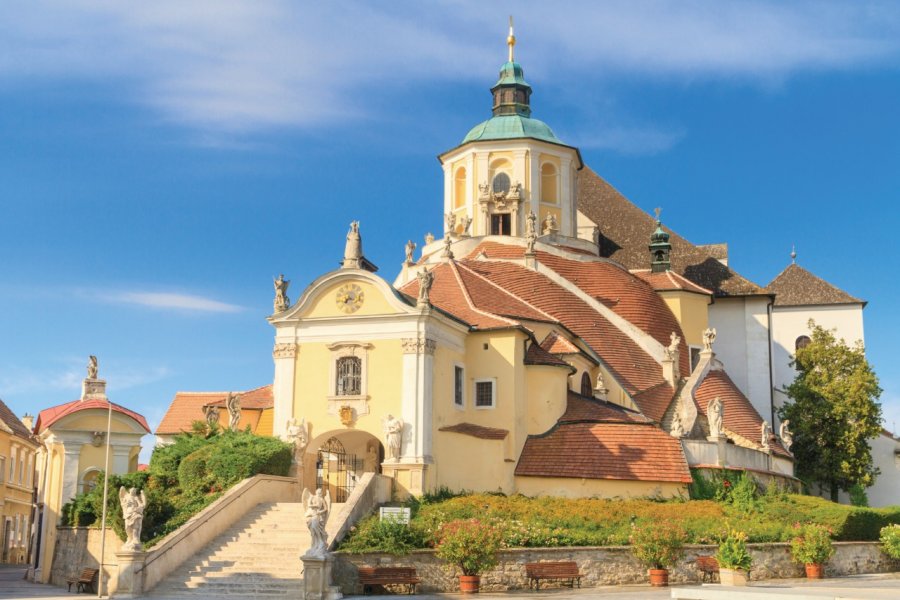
779,321,882,502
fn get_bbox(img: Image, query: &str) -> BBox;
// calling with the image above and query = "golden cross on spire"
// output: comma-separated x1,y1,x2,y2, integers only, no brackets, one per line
507,15,516,62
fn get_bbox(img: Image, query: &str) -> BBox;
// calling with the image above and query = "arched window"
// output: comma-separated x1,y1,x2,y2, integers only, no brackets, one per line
454,167,467,209
492,172,511,195
81,469,100,495
795,335,811,351
541,163,558,204
580,372,593,397
336,356,362,396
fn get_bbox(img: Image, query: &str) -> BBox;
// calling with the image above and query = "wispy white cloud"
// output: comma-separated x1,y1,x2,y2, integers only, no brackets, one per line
0,1,897,134
563,124,687,155
108,292,244,313
0,362,170,397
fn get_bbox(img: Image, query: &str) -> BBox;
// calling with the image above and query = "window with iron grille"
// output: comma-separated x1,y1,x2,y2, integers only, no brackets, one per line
454,366,464,407
475,379,495,408
336,356,362,396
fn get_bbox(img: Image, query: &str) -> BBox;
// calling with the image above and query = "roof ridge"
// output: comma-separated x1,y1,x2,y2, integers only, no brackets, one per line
455,260,557,321
448,261,518,327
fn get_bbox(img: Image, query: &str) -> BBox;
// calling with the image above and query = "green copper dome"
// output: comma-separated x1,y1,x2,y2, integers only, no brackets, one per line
462,115,562,145
494,61,530,88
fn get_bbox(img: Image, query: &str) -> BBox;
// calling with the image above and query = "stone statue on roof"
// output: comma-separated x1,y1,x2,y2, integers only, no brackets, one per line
417,267,434,308
87,355,98,379
761,420,772,451
779,419,793,452
405,240,416,264
445,212,456,233
425,232,435,245
342,221,362,268
273,274,290,313
542,212,558,235
702,327,717,352
665,332,681,361
442,232,454,259
708,396,724,438
461,215,473,236
226,392,241,431
525,210,537,254
670,410,685,438
204,404,219,428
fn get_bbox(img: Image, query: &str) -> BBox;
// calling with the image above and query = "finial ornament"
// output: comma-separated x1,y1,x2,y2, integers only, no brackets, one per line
507,15,516,62
654,207,662,223
791,245,797,264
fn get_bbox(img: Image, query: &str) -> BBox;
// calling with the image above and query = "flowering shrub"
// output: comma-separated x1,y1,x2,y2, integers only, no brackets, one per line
790,523,835,565
630,520,687,569
434,519,503,576
716,530,753,571
880,524,900,559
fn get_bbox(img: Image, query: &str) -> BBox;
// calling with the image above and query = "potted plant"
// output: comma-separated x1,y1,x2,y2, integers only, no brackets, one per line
790,524,834,578
629,520,687,586
715,530,752,586
435,518,503,593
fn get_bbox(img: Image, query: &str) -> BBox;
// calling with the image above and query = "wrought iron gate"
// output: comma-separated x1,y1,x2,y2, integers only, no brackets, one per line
316,437,361,502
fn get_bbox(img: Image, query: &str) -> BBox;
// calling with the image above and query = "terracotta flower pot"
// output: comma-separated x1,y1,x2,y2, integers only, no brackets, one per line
719,567,748,586
459,575,480,593
648,568,669,587
805,563,824,579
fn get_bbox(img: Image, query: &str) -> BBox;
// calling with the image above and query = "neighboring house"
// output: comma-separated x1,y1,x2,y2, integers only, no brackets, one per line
266,36,792,502
0,399,39,565
30,360,149,584
155,385,274,445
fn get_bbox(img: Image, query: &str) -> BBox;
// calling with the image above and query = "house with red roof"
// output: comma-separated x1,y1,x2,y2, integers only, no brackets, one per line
30,358,149,584
155,385,274,445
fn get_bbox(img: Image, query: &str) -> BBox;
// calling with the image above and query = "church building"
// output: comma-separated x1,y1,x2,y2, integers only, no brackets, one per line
266,27,794,500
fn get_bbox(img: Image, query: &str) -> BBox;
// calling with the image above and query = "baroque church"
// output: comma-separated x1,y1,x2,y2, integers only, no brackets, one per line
156,27,895,504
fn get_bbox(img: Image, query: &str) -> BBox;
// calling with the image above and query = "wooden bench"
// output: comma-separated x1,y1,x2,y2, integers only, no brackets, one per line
358,566,421,595
525,561,583,590
66,568,98,594
695,556,719,582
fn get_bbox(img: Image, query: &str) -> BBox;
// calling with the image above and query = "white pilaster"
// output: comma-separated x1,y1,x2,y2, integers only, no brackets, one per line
111,446,131,474
560,156,573,236
442,162,452,220
400,337,435,463
272,341,298,441
61,446,82,506
465,153,475,219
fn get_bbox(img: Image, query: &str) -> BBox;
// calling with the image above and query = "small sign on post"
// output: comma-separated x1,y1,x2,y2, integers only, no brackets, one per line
379,507,411,524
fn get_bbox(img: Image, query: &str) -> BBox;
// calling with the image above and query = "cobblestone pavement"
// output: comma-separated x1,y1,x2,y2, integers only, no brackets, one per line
2,565,897,600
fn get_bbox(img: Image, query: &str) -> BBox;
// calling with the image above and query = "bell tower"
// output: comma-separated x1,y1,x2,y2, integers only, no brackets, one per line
438,19,583,241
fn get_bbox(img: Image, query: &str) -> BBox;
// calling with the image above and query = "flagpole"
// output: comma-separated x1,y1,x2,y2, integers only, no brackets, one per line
97,398,113,598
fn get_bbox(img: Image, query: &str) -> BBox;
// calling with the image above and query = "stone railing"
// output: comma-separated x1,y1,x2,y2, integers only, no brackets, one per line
683,439,797,482
327,472,392,550
333,541,898,593
141,474,300,593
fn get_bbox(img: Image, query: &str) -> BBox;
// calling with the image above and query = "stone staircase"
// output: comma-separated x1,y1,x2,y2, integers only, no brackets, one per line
149,501,328,598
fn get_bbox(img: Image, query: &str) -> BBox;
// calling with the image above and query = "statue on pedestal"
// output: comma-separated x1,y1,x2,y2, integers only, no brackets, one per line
442,232,454,259
302,488,332,559
444,212,456,232
702,327,717,352
273,274,290,313
779,419,794,452
87,355,98,379
383,414,404,462
404,240,416,264
665,332,681,362
119,487,147,552
542,212,558,235
525,211,537,254
761,420,772,451
342,221,363,269
286,418,308,462
416,268,433,307
708,396,724,438
461,216,473,236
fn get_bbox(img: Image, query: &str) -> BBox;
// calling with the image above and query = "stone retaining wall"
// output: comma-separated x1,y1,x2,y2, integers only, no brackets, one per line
334,542,898,593
49,526,121,590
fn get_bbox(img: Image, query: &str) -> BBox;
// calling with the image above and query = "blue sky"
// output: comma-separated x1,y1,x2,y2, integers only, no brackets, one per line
1,1,898,462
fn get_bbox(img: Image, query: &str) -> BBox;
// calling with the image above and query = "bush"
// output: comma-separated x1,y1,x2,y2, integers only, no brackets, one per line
790,524,835,565
435,519,503,576
630,520,687,569
716,530,752,571
880,524,900,559
340,515,427,555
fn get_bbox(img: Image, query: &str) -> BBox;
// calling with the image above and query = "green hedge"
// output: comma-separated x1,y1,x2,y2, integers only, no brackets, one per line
61,429,292,547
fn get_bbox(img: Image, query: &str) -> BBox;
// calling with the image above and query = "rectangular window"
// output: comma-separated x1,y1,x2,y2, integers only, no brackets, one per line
8,447,15,483
336,356,362,396
690,346,702,372
474,379,495,408
454,366,464,407
490,213,511,236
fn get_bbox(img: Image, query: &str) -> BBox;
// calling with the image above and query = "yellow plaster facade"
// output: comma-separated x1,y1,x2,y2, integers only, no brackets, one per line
659,291,711,348
0,412,39,564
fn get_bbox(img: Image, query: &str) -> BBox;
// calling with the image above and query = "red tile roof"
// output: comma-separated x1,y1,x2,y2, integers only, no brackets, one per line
524,343,572,368
35,399,150,433
694,369,790,457
438,423,509,440
560,391,651,424
631,269,713,296
540,330,581,354
516,422,692,483
156,385,272,435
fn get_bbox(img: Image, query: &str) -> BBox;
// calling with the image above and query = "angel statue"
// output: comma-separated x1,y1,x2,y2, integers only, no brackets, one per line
417,268,434,307
285,417,309,462
273,274,290,313
119,487,147,551
779,419,794,452
87,355,99,379
302,487,331,559
702,327,717,352
226,392,241,431
404,240,416,264
383,414,404,461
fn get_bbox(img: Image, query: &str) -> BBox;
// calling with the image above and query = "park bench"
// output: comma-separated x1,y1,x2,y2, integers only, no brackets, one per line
66,568,98,593
695,556,719,582
358,566,421,595
525,561,583,589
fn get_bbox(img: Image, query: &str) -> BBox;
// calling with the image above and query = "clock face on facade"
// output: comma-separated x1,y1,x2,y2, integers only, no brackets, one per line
335,283,365,313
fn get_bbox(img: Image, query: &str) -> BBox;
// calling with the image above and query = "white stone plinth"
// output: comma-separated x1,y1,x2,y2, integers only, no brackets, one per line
114,549,146,598
302,555,342,600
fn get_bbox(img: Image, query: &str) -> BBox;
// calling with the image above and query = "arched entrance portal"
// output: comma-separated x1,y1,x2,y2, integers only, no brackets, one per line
310,432,384,502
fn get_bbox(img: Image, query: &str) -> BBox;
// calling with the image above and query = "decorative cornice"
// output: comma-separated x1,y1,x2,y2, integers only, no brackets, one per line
401,338,437,355
272,343,298,359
